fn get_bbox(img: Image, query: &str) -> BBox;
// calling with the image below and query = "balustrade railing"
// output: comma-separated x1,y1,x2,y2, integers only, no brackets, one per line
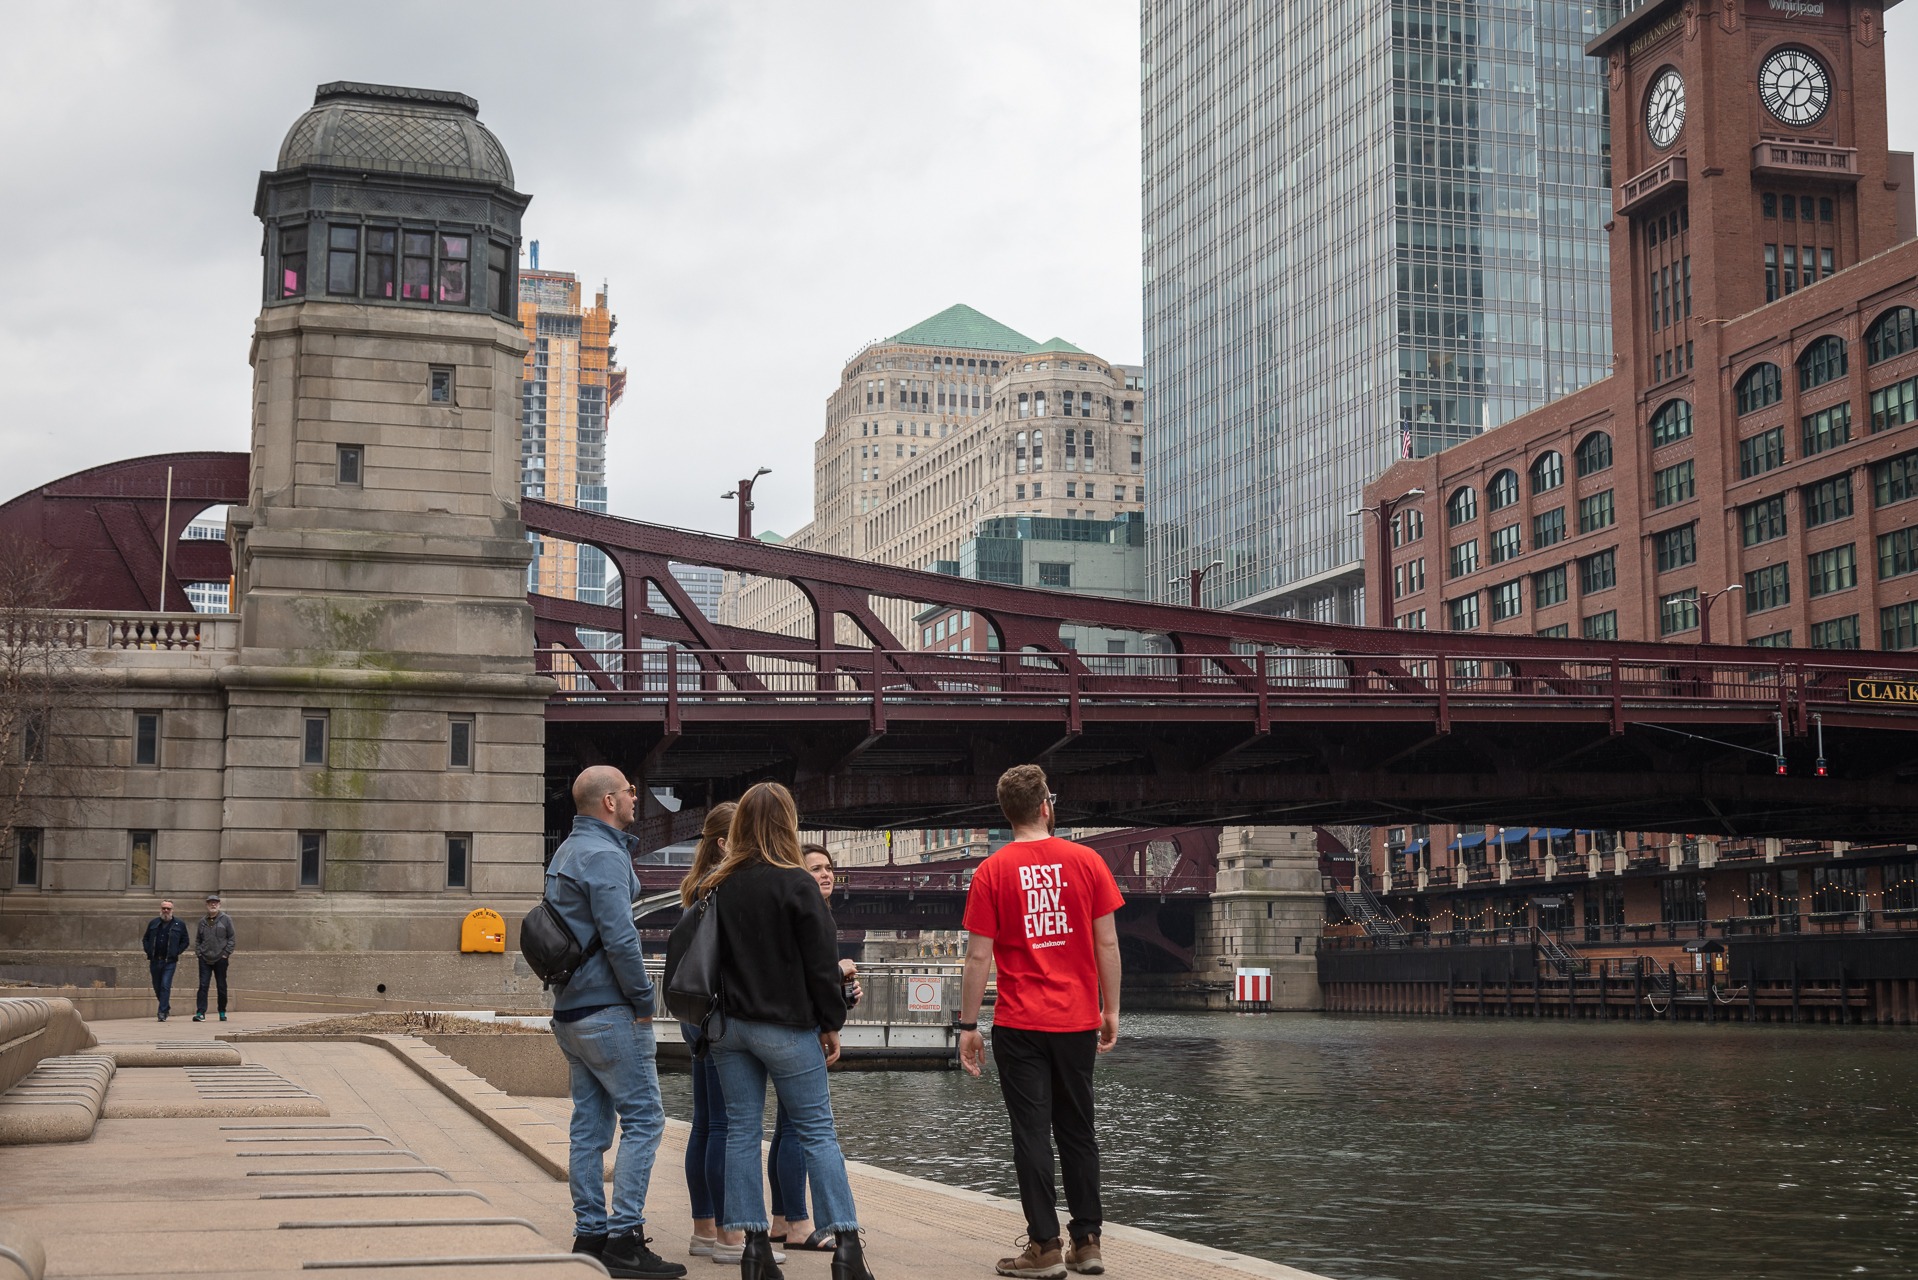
7,611,234,654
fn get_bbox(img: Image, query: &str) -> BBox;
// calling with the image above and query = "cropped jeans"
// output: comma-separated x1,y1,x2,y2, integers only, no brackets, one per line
551,1008,665,1237
710,1018,858,1236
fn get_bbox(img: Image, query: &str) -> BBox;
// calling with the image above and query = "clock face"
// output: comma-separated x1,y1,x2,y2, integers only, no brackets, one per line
1646,68,1686,148
1759,48,1830,128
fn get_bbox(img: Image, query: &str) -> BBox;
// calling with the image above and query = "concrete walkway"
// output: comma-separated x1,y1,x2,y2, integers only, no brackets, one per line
0,1014,1328,1280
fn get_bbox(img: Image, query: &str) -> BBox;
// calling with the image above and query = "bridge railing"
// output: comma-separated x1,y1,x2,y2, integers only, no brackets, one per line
538,647,1906,721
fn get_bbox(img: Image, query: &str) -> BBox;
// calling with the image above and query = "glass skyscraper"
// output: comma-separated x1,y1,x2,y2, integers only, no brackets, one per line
1142,1,1616,618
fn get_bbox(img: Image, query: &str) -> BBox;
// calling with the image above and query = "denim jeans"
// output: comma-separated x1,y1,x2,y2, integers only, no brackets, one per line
552,1009,665,1236
682,1024,728,1222
710,1018,857,1234
149,960,178,1018
767,1102,808,1222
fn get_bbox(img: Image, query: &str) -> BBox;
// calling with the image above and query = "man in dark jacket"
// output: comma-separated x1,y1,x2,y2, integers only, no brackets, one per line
545,765,685,1280
140,900,190,1021
193,895,236,1022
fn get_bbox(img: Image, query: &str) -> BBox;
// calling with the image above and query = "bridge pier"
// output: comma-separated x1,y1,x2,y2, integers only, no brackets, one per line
1183,827,1325,1011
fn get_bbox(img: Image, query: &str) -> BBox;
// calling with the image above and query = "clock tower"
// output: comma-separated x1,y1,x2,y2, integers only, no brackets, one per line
1592,0,1905,391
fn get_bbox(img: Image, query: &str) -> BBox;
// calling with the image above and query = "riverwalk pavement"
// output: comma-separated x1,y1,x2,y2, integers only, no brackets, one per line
0,1013,1329,1280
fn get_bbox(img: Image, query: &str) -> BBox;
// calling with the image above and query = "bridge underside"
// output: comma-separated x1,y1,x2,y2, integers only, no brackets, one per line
547,706,1918,844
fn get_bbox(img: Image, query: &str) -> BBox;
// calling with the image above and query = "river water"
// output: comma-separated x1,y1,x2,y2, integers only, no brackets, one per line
660,1012,1918,1280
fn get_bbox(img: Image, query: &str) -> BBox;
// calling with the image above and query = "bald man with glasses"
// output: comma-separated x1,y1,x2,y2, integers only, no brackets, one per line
545,765,685,1279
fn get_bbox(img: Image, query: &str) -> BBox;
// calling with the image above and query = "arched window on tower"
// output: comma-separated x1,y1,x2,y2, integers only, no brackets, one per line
1487,470,1519,511
1529,451,1564,494
1736,363,1782,415
1649,400,1693,447
1575,431,1613,476
1867,307,1918,365
1447,487,1478,526
1798,335,1849,391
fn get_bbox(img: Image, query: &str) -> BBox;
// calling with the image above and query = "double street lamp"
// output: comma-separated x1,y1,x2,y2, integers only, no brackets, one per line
722,467,772,540
1347,488,1425,628
1173,558,1225,608
1696,583,1743,646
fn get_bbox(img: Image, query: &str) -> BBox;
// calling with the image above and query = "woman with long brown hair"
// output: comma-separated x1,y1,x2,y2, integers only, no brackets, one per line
702,782,875,1280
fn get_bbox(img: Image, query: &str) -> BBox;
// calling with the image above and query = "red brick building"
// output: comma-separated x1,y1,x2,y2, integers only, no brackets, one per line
1367,0,1917,653
1345,0,1918,1001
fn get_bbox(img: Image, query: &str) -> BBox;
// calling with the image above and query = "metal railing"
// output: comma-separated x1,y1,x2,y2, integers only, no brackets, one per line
538,646,1918,726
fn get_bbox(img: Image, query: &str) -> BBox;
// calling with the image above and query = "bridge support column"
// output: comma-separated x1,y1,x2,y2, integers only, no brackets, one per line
1192,827,1325,1011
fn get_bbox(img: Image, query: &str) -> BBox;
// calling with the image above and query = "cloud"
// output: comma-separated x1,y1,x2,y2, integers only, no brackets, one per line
1,3,1913,541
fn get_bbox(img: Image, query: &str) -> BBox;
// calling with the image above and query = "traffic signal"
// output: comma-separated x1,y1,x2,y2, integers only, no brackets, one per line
1775,756,1788,776
1815,758,1828,778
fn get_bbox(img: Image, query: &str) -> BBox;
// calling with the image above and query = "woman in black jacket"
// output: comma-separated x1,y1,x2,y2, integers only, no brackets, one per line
700,782,876,1280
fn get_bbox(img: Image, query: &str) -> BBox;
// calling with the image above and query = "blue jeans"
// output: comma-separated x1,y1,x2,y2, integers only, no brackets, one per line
552,1009,665,1236
768,1102,808,1223
682,1025,729,1222
149,960,178,1018
711,1019,858,1235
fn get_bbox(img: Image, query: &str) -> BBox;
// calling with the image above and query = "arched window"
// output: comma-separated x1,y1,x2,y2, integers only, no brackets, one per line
1487,470,1519,511
1798,335,1849,391
1649,400,1693,448
1575,431,1613,476
1529,451,1565,494
1868,306,1918,365
1736,363,1782,415
1447,487,1478,526
1017,393,1030,419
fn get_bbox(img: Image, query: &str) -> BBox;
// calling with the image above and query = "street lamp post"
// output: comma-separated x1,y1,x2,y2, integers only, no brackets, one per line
1696,583,1744,646
1172,558,1224,608
722,467,772,540
1346,487,1426,628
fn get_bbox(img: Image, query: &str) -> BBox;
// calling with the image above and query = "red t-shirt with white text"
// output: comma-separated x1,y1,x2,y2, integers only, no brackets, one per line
962,836,1125,1033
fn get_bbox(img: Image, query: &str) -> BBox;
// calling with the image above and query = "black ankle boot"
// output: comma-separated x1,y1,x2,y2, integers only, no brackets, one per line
831,1231,876,1280
742,1229,785,1280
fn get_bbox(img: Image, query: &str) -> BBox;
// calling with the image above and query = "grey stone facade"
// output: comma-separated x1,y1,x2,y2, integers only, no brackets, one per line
0,85,553,1005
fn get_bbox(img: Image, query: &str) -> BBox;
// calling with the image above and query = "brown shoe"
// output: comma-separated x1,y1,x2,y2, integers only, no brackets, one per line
1065,1235,1103,1276
996,1237,1065,1279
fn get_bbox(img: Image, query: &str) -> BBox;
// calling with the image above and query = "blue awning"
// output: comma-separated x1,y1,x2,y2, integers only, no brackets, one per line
1447,833,1487,851
1534,827,1573,839
1491,828,1530,845
1403,838,1429,854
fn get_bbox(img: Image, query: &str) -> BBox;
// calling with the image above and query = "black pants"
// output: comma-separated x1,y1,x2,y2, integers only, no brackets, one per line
148,959,178,1018
196,958,229,1015
991,1025,1101,1244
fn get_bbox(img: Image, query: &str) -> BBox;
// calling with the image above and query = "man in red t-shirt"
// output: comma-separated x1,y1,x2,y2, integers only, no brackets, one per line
959,764,1124,1279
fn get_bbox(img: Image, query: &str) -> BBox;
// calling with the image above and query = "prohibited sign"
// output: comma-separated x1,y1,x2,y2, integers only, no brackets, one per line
905,975,943,1012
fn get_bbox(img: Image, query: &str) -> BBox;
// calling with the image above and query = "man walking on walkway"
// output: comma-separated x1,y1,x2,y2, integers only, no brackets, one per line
546,764,685,1280
141,900,189,1021
959,764,1125,1279
193,894,235,1022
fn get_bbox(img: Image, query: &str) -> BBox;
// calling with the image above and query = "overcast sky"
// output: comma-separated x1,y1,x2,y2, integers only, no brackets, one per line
1,3,1913,539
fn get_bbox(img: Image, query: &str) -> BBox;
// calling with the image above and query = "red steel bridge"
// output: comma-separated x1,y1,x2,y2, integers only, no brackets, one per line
10,453,1918,850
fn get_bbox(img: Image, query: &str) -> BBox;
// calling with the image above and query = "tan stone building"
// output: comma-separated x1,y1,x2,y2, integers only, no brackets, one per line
725,304,1145,646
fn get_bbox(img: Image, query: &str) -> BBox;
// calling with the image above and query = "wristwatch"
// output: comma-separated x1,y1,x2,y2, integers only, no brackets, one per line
954,1019,979,1031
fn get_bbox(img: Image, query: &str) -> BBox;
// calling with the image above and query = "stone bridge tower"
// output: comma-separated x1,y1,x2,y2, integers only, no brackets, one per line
217,83,550,994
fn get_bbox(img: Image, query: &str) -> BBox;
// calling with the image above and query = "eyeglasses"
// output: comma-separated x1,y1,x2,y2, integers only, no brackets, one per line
624,784,639,796
1047,793,1059,807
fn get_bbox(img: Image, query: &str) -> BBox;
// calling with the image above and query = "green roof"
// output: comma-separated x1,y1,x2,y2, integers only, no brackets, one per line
1032,336,1085,354
755,530,785,543
887,304,1041,353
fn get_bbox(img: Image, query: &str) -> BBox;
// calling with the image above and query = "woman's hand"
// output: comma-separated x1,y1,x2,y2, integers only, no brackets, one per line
820,1029,842,1066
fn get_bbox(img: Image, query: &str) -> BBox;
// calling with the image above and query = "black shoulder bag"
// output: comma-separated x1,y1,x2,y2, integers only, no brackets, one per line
663,890,726,1055
520,897,602,991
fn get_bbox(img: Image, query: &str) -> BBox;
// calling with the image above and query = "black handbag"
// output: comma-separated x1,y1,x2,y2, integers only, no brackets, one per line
663,890,726,1052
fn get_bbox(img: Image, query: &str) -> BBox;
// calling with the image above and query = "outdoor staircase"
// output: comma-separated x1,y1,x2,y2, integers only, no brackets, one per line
1531,926,1591,977
1336,884,1409,945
